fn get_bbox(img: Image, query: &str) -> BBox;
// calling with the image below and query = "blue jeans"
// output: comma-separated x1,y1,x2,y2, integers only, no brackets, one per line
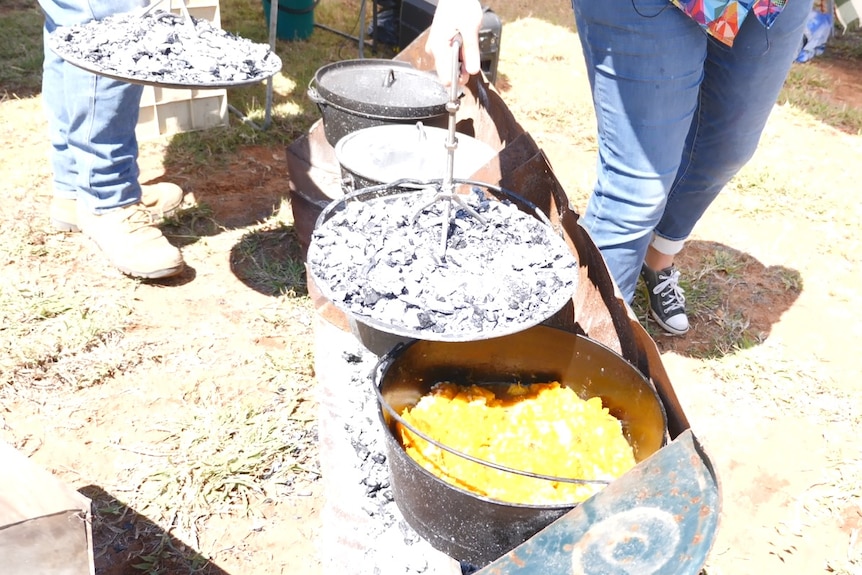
572,0,812,302
39,0,146,213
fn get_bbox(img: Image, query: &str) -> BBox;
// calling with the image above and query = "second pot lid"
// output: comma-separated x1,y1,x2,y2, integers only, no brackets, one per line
335,123,498,184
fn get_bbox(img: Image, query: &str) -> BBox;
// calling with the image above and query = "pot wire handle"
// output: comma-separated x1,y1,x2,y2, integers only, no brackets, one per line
306,82,324,104
383,67,397,88
415,121,427,143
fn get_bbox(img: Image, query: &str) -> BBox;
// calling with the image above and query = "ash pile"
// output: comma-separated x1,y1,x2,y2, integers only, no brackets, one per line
315,317,465,575
307,187,578,340
48,10,280,86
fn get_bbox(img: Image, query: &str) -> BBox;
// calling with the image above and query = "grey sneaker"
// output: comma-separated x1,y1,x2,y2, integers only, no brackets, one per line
641,264,690,335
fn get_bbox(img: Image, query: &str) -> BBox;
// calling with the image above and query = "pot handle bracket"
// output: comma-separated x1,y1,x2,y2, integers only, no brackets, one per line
307,80,324,105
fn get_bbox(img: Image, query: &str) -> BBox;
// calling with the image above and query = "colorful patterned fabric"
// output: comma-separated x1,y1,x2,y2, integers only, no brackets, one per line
670,0,789,45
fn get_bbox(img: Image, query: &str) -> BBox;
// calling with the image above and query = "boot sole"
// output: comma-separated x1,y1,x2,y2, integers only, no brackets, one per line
116,262,185,280
51,218,81,233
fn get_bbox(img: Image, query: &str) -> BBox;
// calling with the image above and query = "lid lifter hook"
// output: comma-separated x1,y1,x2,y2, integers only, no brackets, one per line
411,35,486,262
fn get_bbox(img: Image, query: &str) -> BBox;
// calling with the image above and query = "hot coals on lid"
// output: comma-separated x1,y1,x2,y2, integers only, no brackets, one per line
47,10,281,87
307,188,579,341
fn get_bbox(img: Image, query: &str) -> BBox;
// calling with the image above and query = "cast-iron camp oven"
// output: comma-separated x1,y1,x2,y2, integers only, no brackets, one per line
374,325,669,567
308,59,451,147
305,178,580,346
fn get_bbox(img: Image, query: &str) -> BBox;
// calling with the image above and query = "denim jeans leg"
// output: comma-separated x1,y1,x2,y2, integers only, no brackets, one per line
572,0,708,301
39,0,146,213
41,27,77,201
654,0,813,243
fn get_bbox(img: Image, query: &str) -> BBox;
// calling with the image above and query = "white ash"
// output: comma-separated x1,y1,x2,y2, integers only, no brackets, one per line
308,188,578,341
315,316,463,575
48,10,281,87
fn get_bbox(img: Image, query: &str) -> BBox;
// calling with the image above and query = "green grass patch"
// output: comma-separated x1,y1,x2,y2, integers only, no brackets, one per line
632,246,762,358
0,4,44,98
693,248,746,281
781,64,862,135
0,276,137,389
161,202,225,241
230,222,308,297
781,24,862,135
721,163,832,221
827,23,862,60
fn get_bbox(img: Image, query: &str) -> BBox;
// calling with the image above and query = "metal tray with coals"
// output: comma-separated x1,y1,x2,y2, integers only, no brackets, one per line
306,179,580,343
47,9,282,89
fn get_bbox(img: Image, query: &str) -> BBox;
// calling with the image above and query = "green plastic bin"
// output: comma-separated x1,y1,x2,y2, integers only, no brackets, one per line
262,0,317,41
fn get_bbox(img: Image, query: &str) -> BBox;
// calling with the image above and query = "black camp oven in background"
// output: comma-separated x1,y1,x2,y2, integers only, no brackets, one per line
398,0,502,85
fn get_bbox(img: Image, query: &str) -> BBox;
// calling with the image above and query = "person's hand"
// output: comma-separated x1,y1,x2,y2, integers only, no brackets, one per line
424,0,483,86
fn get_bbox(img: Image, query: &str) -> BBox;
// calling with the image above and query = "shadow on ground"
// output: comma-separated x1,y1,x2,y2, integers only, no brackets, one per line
80,485,231,575
633,240,803,359
229,223,308,297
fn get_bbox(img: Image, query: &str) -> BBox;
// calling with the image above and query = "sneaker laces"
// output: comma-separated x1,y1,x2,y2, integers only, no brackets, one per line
652,268,686,313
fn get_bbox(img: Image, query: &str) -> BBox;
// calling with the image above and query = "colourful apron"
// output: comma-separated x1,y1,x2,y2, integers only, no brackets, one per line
670,0,789,45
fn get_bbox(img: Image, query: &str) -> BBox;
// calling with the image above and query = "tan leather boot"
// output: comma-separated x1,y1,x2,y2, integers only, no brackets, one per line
50,182,184,232
77,202,185,279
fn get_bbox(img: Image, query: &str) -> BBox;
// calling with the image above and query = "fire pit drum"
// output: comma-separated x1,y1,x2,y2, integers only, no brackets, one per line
334,123,498,192
308,59,450,147
374,325,669,567
306,181,579,343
